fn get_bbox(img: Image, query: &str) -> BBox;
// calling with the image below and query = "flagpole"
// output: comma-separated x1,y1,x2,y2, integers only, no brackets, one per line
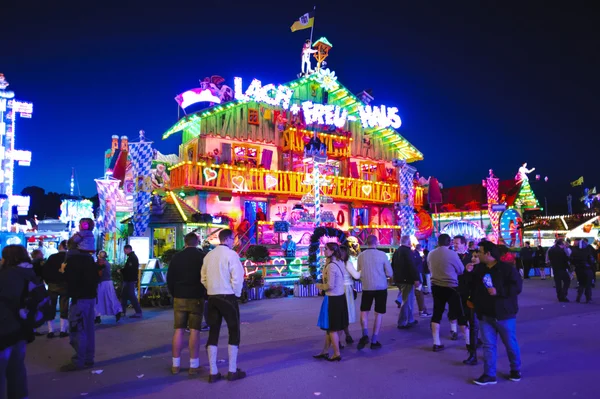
310,5,316,44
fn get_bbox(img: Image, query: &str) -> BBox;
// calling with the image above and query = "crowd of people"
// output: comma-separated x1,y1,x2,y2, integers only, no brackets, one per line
1,224,599,396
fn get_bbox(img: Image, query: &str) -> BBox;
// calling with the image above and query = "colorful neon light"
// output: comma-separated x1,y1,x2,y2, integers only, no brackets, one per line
234,77,294,109
175,89,221,109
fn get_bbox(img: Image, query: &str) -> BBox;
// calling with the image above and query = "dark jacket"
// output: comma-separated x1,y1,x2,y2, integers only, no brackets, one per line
122,252,140,282
457,252,475,297
472,261,522,320
41,252,67,285
535,247,546,267
391,245,419,285
548,245,570,271
63,252,99,300
167,247,207,299
0,263,36,350
570,247,594,270
520,246,534,261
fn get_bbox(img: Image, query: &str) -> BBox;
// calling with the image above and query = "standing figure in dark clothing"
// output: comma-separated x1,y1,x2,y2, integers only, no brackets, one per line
120,245,143,318
42,240,70,338
570,239,594,303
520,242,535,279
454,235,479,366
60,239,99,371
582,238,597,288
547,239,571,302
535,245,547,280
392,236,421,329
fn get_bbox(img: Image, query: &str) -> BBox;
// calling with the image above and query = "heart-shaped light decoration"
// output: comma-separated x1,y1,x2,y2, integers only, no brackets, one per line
265,174,278,189
289,258,303,274
203,167,218,182
362,185,372,196
383,191,391,201
232,176,245,191
271,257,287,274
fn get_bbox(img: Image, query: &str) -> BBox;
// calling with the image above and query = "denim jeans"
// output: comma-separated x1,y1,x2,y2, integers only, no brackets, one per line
480,316,521,377
121,281,142,315
69,299,96,367
0,340,28,399
397,284,415,326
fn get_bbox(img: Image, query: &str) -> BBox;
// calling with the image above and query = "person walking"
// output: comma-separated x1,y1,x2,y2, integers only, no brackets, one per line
120,245,143,318
201,229,245,382
535,245,547,279
520,242,535,279
427,234,465,352
356,235,393,350
570,239,593,304
392,236,421,330
42,240,70,338
0,245,36,399
453,235,477,363
338,245,360,346
413,244,432,317
167,233,207,375
94,251,122,324
472,240,523,386
314,243,349,361
60,239,99,371
548,239,571,302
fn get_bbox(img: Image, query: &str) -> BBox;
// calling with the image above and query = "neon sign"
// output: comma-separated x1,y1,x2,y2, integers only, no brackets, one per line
301,101,347,128
358,105,402,129
234,77,294,109
175,89,221,109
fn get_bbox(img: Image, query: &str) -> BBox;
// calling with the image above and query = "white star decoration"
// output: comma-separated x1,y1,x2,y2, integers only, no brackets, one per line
315,69,339,91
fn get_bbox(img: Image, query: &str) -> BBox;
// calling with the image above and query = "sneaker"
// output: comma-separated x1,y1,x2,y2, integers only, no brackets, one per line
345,335,354,344
227,369,247,381
357,335,369,350
370,342,382,349
420,311,433,317
450,331,458,340
47,332,56,339
432,344,445,352
395,299,402,308
408,320,418,327
200,325,210,332
59,332,69,338
509,371,521,382
474,374,497,385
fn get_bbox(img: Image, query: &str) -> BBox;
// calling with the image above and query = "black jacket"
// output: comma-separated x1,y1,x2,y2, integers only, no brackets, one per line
392,246,419,284
570,247,594,270
548,246,570,271
122,252,140,282
42,252,67,285
0,263,36,350
520,246,534,261
64,253,99,300
166,247,206,299
472,261,522,320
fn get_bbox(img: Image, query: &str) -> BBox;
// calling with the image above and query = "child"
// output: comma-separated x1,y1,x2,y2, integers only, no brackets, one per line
71,218,96,254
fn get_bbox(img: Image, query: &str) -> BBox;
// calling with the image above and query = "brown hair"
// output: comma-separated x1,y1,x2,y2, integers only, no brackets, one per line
219,229,234,243
325,242,342,261
1,245,31,268
339,246,350,263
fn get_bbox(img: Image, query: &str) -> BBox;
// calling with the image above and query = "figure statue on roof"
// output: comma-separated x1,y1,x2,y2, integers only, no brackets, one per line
515,162,535,183
301,39,317,76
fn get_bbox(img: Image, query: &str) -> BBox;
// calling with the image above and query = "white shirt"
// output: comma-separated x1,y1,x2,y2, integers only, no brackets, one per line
201,245,244,297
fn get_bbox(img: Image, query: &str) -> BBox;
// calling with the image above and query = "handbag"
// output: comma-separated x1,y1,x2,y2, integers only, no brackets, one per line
316,295,330,330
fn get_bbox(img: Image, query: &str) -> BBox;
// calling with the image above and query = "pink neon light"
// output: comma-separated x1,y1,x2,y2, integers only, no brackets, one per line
175,88,221,109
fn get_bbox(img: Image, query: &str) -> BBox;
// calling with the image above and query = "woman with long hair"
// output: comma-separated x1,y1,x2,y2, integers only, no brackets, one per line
314,242,349,361
338,245,360,347
0,245,35,399
95,251,123,324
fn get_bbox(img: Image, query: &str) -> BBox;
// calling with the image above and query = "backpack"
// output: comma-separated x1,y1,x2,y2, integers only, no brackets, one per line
19,275,55,329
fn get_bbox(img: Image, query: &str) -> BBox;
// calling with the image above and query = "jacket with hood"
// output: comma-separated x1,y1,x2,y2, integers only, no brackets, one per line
0,262,36,350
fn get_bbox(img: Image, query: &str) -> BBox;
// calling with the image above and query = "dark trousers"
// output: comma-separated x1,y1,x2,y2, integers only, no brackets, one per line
431,285,466,325
553,269,571,300
0,340,28,399
48,289,70,319
206,295,240,346
121,281,142,315
468,307,479,348
522,259,533,279
576,269,593,301
69,299,96,367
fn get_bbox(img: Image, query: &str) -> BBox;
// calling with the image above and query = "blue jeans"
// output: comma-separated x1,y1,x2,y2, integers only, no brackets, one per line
121,281,142,315
480,316,521,377
397,284,415,326
69,299,96,367
0,340,28,399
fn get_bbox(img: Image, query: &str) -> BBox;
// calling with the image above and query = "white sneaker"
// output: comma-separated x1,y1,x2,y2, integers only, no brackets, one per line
420,311,432,317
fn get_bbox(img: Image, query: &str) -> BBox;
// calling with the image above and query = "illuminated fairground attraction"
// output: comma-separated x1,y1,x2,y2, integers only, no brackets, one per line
153,36,427,283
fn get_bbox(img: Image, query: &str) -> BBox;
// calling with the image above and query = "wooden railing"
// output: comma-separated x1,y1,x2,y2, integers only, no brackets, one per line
282,128,352,158
168,162,401,204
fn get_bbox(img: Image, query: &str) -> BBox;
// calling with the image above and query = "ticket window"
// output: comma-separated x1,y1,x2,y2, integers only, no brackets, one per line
152,227,176,258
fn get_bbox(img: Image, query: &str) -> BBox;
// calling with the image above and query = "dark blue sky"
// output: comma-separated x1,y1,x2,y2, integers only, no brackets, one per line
5,1,598,214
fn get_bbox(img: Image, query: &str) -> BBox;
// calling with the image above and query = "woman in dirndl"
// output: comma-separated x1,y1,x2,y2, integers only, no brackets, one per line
338,245,360,347
314,242,349,362
95,251,123,324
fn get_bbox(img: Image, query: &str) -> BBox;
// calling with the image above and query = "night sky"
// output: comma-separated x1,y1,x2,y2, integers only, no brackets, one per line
4,1,598,214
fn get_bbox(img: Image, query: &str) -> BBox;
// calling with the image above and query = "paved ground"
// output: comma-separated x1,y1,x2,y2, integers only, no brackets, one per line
27,278,600,399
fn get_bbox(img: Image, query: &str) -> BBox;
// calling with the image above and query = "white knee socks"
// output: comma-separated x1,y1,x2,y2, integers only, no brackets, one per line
450,320,458,333
431,322,441,345
47,320,54,333
60,318,69,333
228,345,238,373
207,345,218,375
461,325,470,345
172,357,181,367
